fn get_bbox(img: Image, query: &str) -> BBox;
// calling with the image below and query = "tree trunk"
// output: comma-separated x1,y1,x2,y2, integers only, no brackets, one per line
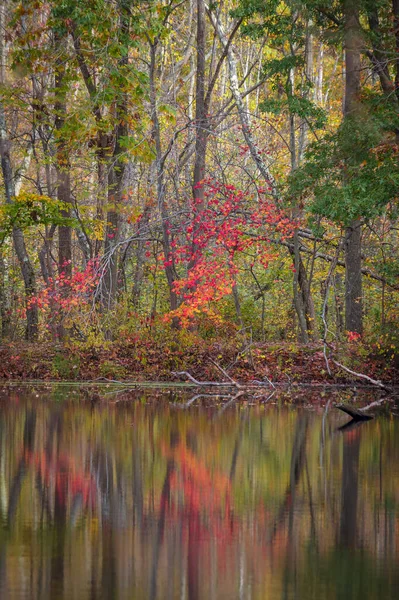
298,22,313,163
344,0,363,334
0,121,38,340
131,205,151,308
149,41,179,314
191,0,207,260
288,55,316,341
210,8,278,197
0,1,38,340
315,42,324,105
54,34,72,279
0,254,11,339
394,0,399,103
344,219,362,333
100,1,131,310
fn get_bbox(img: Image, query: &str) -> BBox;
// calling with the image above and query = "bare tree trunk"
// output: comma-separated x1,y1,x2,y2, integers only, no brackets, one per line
192,0,207,206
0,124,38,340
209,7,278,198
101,153,124,310
344,0,363,334
0,1,38,340
315,42,324,105
95,142,108,258
0,254,11,339
101,0,131,311
394,0,399,103
289,56,316,341
344,220,362,333
189,0,208,271
131,205,151,308
149,40,179,314
298,22,313,163
232,283,244,330
54,34,72,279
189,2,239,271
53,33,72,340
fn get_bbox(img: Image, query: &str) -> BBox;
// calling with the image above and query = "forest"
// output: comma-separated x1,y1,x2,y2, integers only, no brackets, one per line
0,0,398,382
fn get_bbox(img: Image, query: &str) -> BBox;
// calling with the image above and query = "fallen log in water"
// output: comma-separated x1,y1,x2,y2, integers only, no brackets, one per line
336,404,374,421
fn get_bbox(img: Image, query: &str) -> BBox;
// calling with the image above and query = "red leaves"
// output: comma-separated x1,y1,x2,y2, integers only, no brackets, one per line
159,179,294,325
347,331,362,342
27,260,99,322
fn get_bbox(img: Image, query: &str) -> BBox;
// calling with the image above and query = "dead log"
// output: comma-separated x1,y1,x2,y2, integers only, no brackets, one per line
336,404,374,421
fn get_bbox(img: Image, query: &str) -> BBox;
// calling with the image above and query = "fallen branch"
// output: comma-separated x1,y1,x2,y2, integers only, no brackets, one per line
332,360,393,393
360,397,393,412
250,378,276,389
208,358,243,388
171,371,233,387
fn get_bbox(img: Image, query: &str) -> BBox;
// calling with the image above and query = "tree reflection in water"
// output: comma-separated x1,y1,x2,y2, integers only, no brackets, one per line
0,388,398,599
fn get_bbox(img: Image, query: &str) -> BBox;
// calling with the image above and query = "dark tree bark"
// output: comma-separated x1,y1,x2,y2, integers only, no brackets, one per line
54,33,73,339
54,34,72,279
149,40,179,314
0,5,38,340
70,1,132,310
344,0,363,334
392,0,399,102
344,219,363,333
192,0,207,212
0,139,39,340
100,1,131,310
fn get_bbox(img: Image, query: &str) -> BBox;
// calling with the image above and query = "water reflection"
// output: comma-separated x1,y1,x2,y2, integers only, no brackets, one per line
0,388,398,599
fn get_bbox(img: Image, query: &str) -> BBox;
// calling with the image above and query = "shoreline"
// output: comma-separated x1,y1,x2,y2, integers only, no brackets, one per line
0,339,397,387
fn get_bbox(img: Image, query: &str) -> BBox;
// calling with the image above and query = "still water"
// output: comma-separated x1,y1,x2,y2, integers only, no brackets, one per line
0,385,398,599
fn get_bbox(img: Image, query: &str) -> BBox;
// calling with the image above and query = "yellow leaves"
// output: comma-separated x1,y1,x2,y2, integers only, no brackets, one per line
91,218,106,241
13,191,54,206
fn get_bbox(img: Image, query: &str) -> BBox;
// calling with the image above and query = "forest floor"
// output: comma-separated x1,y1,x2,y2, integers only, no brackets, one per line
0,336,398,386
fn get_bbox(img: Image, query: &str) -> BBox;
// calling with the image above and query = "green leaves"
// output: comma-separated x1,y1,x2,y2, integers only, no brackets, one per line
260,95,327,128
0,193,78,239
288,107,399,225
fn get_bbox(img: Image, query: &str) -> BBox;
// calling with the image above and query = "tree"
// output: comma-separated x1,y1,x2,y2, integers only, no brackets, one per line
0,0,38,340
343,0,363,334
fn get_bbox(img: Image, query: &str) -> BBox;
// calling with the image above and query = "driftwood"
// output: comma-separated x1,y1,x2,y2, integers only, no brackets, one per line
171,371,234,387
172,359,275,391
172,359,276,408
336,404,374,421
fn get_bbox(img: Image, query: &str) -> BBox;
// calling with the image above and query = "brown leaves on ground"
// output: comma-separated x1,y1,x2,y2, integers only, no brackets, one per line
0,338,397,384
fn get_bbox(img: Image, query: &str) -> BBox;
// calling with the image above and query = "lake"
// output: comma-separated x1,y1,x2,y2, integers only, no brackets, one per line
0,384,398,599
